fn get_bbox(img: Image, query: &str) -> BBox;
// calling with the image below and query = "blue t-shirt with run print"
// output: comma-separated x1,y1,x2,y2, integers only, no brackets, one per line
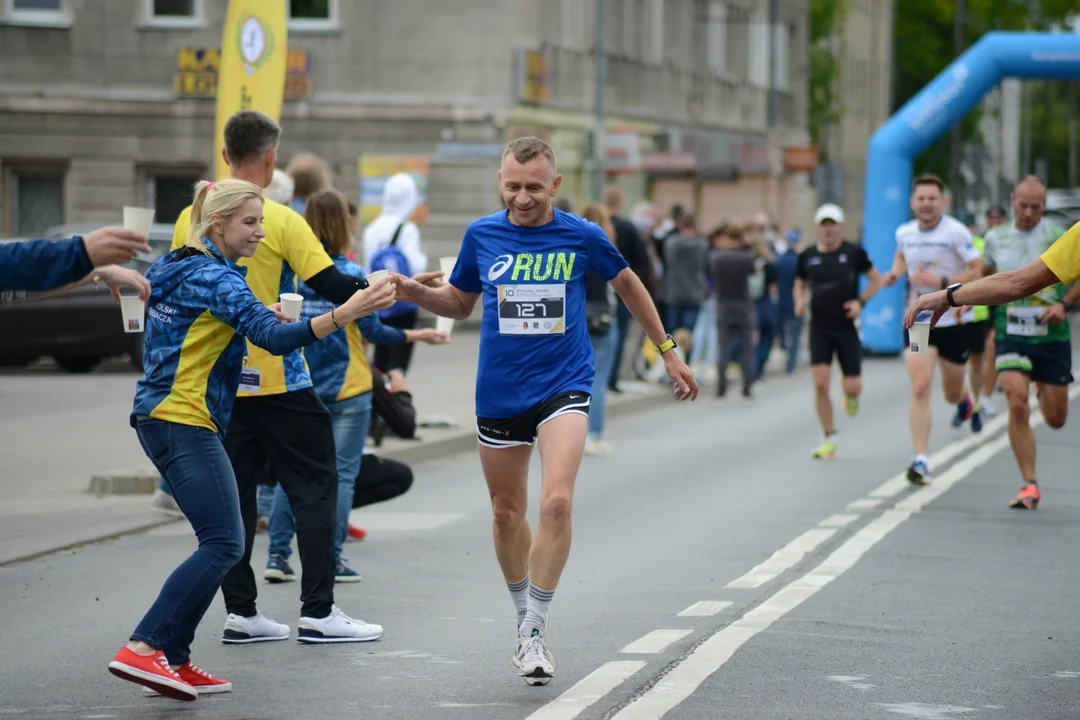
450,209,629,419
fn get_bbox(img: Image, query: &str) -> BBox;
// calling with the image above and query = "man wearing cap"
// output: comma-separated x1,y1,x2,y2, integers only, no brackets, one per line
793,203,881,459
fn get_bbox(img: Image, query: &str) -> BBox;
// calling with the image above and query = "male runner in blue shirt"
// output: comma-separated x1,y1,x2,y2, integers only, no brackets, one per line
392,137,697,686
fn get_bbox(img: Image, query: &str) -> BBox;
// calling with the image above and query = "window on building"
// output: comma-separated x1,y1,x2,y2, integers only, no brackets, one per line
146,0,200,26
748,13,770,88
6,0,69,27
288,0,338,29
13,172,64,238
707,1,726,76
772,22,790,91
149,175,200,225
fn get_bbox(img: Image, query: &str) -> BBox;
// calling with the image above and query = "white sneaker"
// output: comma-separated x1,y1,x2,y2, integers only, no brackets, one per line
297,605,383,644
982,398,999,417
515,630,555,686
221,612,290,644
148,489,183,518
584,439,614,456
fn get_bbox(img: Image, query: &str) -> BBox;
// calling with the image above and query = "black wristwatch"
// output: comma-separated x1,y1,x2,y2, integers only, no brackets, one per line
940,276,951,289
1061,300,1075,313
945,282,963,307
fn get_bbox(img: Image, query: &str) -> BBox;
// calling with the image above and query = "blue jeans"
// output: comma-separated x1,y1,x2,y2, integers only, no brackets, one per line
667,304,700,336
268,392,372,564
691,298,718,368
754,297,778,379
781,315,804,373
608,298,633,389
589,324,617,440
131,420,244,665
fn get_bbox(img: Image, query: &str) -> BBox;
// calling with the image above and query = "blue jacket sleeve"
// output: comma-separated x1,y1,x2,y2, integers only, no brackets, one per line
0,237,93,291
206,269,318,355
356,313,407,344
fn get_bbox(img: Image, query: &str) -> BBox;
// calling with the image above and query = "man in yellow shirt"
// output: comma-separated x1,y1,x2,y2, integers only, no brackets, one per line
171,110,384,644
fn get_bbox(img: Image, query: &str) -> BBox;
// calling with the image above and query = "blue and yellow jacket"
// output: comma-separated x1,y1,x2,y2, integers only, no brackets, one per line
0,236,92,291
298,256,406,404
132,240,319,433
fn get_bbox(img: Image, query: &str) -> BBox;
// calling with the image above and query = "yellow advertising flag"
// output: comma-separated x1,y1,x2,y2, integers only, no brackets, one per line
213,0,288,180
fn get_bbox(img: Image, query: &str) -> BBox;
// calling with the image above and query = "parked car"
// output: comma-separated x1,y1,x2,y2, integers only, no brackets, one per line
0,223,174,373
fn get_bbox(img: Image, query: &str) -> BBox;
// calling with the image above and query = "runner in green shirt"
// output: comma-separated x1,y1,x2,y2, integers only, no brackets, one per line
981,177,1075,509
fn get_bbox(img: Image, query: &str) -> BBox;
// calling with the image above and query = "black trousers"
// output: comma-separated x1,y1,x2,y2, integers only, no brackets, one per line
352,455,414,509
373,309,419,374
220,389,337,620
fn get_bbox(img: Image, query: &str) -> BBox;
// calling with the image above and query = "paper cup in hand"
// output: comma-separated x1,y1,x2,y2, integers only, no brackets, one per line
279,292,303,321
439,256,456,277
123,206,155,235
120,296,145,333
366,270,389,284
909,311,933,353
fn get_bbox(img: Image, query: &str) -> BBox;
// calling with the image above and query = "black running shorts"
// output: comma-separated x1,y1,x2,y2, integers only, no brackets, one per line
476,390,592,448
809,323,862,377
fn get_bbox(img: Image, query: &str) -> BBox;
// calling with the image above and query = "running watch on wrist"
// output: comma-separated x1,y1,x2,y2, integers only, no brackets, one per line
656,334,677,354
945,283,963,307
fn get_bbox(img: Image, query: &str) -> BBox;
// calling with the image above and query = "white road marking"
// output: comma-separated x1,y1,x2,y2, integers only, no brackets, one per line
620,629,693,654
609,429,1018,720
818,513,860,528
524,661,646,720
828,674,876,690
725,528,837,589
875,703,979,718
677,600,732,617
846,498,883,511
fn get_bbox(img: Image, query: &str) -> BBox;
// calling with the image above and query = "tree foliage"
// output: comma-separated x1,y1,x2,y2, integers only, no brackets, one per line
892,0,1077,188
808,0,848,159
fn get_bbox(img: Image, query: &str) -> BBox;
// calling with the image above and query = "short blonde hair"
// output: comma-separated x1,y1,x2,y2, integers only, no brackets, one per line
187,178,264,255
504,136,557,173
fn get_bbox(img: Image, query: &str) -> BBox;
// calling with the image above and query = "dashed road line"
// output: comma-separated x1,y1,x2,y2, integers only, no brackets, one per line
676,600,732,617
620,630,693,655
724,528,837,589
523,661,646,720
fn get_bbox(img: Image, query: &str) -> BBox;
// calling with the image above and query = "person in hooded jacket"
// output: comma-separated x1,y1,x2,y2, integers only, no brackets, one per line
108,178,395,702
362,171,429,374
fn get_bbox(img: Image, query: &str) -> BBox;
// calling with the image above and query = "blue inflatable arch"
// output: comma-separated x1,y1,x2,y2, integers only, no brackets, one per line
861,32,1080,354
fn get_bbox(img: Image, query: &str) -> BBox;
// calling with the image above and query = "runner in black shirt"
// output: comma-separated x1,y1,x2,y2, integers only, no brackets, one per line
795,204,881,459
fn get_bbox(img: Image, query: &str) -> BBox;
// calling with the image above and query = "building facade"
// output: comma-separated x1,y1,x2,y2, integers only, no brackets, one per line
1,0,811,254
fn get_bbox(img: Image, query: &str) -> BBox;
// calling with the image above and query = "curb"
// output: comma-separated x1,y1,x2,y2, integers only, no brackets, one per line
0,515,182,568
87,470,160,495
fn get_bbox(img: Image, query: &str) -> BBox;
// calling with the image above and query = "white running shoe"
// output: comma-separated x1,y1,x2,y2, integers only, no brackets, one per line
297,605,383,644
515,630,555,686
221,612,290,644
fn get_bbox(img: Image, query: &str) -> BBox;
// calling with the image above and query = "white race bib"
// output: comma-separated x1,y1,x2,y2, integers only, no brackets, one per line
1006,306,1047,337
238,367,261,393
498,284,566,335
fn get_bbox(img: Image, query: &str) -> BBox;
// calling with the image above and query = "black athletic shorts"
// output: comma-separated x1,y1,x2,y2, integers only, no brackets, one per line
809,323,862,377
995,338,1074,386
968,320,990,355
903,324,973,365
476,390,592,448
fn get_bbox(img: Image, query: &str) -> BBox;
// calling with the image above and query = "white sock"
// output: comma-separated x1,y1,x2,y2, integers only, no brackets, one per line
506,575,529,628
522,582,554,635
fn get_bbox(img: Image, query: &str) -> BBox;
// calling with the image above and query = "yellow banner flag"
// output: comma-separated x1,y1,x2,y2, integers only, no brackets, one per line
213,0,288,180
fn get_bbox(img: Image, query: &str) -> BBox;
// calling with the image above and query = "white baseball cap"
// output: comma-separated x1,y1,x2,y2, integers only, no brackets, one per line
814,203,845,224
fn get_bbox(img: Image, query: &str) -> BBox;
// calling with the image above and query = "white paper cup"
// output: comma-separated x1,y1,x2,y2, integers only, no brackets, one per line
123,206,155,235
439,256,456,276
279,292,303,321
366,270,389,284
909,312,933,353
435,257,457,338
120,296,145,333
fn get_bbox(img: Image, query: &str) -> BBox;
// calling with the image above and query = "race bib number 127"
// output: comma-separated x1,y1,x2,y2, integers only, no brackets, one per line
498,284,566,335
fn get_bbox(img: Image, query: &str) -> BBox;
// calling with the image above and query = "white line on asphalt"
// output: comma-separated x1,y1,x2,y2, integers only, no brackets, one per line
818,513,860,528
677,600,733,617
724,528,837,589
523,661,647,720
606,396,1075,720
621,630,694,654
846,498,883,511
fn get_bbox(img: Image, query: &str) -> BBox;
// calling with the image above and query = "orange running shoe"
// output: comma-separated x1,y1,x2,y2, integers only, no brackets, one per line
1009,482,1041,510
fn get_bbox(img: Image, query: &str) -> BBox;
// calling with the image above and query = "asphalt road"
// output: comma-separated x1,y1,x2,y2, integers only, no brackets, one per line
1,355,1078,720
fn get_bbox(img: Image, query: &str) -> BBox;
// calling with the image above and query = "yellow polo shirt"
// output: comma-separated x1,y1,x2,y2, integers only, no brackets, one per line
1040,220,1080,286
171,198,333,397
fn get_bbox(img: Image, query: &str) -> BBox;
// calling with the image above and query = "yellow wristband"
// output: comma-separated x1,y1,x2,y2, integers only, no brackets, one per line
656,334,676,354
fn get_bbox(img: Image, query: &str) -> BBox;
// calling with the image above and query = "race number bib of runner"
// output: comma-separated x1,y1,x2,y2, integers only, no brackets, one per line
1006,306,1048,337
498,284,566,335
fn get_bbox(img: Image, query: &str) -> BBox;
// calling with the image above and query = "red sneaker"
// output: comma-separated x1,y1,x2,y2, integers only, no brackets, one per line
146,661,231,694
108,647,196,701
347,524,367,541
1009,482,1041,509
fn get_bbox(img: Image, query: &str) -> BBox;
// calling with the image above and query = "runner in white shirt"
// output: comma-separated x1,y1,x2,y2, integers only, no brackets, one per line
882,174,983,484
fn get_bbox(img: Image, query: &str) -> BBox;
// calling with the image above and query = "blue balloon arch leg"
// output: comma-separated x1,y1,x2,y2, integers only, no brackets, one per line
861,32,1080,354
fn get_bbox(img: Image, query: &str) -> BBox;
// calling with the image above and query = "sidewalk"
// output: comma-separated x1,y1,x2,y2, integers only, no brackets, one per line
0,327,806,566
